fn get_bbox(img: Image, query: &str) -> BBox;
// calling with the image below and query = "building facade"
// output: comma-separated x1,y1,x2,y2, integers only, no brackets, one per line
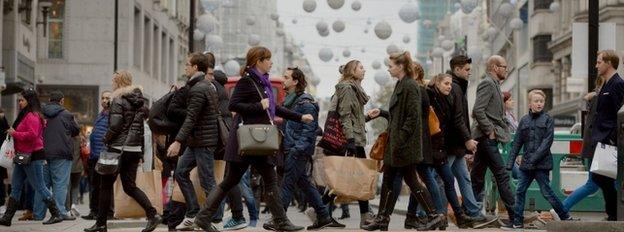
7,0,194,125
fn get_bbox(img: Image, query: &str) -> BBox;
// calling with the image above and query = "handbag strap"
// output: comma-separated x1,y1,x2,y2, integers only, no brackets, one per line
249,77,275,126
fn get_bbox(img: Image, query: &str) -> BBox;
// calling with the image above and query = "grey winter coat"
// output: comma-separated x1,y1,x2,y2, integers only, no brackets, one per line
471,74,511,142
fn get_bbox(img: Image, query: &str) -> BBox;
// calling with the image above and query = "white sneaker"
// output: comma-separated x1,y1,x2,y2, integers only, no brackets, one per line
550,209,561,221
305,208,317,223
176,217,198,231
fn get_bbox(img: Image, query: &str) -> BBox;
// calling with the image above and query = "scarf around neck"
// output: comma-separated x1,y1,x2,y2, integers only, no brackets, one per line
250,68,276,119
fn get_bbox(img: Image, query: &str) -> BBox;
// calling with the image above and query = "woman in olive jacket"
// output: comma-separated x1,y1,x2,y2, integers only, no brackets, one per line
362,52,445,231
194,47,313,232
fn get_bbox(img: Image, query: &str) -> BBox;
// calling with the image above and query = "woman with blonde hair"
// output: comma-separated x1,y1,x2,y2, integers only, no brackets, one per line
363,52,445,231
85,70,160,232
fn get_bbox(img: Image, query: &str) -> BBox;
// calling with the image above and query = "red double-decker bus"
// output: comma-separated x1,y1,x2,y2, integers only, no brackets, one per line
224,75,286,124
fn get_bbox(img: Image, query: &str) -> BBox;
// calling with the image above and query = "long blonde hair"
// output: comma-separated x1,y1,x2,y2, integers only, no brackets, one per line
113,70,132,90
339,60,362,83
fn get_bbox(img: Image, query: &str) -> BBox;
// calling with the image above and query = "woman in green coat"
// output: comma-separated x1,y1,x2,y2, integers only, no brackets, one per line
362,52,445,231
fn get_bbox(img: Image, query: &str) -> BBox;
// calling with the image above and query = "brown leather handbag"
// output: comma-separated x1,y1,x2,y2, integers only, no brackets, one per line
370,132,388,160
428,106,441,135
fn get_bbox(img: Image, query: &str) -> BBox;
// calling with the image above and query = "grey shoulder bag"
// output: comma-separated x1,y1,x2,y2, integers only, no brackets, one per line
237,79,282,156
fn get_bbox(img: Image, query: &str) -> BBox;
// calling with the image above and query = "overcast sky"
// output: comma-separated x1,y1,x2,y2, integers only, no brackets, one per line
276,0,420,99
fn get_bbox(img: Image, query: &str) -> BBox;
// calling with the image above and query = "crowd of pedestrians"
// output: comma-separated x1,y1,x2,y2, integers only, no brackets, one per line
0,47,622,232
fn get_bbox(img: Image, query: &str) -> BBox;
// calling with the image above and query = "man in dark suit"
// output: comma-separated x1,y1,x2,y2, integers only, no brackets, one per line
590,49,624,221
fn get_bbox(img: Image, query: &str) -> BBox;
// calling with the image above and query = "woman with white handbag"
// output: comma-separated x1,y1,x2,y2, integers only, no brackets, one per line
0,89,64,226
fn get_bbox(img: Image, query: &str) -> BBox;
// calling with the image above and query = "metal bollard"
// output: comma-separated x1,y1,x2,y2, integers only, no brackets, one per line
617,105,624,221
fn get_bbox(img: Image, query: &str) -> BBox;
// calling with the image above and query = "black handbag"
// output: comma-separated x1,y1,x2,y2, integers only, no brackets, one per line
207,82,230,158
13,152,32,165
95,149,122,175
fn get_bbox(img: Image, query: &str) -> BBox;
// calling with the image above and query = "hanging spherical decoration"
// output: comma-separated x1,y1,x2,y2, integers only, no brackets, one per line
549,2,560,12
454,2,462,11
193,29,205,41
276,28,285,36
311,75,321,86
342,49,351,58
386,44,401,55
423,20,433,29
222,0,235,8
248,34,261,46
319,29,330,37
200,0,220,12
509,17,523,30
467,47,483,63
351,0,362,11
364,28,369,34
303,0,317,13
246,17,255,26
319,48,333,62
270,13,279,21
398,3,420,23
402,35,411,44
498,2,514,17
316,21,329,32
205,35,223,49
461,0,478,14
374,70,391,86
441,40,454,51
432,47,444,58
487,27,498,39
285,44,295,53
332,20,346,33
292,18,298,24
224,60,240,76
361,48,366,53
437,35,445,42
197,13,218,34
374,21,392,40
372,60,382,70
327,0,345,10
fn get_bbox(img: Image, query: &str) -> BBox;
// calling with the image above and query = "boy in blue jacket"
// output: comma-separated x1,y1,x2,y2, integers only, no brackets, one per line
504,90,572,229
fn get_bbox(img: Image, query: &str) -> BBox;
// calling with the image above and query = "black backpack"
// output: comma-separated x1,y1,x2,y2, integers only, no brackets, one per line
148,87,180,135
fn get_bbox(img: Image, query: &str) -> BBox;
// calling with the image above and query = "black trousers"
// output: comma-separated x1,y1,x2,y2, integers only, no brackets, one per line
379,164,436,217
470,137,515,219
87,159,113,216
197,161,286,222
96,152,157,225
592,173,617,220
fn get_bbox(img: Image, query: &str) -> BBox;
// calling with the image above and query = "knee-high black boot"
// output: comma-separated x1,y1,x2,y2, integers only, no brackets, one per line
406,178,446,231
0,197,19,226
362,183,395,231
194,186,227,232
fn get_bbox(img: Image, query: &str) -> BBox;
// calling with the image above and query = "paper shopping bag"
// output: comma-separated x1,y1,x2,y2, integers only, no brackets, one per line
114,170,163,218
323,155,378,201
171,160,225,204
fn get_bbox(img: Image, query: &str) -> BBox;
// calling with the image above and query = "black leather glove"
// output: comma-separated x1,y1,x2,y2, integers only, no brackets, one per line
346,138,357,155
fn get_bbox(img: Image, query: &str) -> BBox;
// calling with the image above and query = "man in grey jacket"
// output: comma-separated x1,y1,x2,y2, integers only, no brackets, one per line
469,55,515,224
34,91,80,220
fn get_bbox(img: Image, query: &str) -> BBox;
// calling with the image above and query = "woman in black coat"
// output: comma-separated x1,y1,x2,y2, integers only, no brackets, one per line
194,47,313,232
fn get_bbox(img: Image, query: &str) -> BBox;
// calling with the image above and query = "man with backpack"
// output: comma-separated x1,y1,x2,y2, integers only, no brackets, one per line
166,52,220,230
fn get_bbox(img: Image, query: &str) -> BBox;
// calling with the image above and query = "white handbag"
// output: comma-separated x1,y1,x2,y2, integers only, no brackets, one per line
590,142,618,179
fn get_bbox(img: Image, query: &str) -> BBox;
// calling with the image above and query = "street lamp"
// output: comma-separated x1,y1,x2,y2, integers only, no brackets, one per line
36,0,53,37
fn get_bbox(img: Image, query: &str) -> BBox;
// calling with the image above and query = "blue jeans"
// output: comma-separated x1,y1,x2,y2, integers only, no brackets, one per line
174,147,216,218
240,170,259,220
280,152,329,219
562,171,599,211
432,164,464,215
34,158,72,219
447,155,482,217
10,160,54,205
514,169,569,225
395,164,445,215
